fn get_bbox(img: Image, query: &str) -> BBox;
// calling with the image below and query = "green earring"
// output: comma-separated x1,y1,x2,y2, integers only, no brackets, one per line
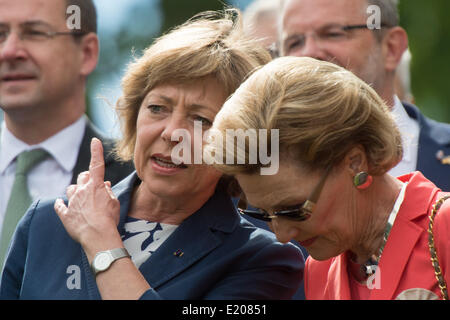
353,172,373,190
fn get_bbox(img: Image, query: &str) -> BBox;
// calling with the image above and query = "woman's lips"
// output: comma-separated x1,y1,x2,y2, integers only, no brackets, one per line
150,155,187,175
298,237,317,247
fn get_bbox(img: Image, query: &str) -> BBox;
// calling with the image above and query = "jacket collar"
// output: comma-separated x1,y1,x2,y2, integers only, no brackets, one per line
111,172,240,289
71,119,115,184
112,172,239,234
403,102,450,146
322,172,439,300
396,171,440,220
324,253,352,299
369,172,439,299
0,116,85,175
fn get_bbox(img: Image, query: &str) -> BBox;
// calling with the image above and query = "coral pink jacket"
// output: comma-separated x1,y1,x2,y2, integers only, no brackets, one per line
304,172,449,300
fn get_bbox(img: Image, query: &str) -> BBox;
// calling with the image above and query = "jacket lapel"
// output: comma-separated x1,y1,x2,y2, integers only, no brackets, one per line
137,188,238,289
370,172,439,299
71,119,114,184
403,103,450,190
323,253,352,299
369,216,422,300
139,217,222,289
81,174,238,296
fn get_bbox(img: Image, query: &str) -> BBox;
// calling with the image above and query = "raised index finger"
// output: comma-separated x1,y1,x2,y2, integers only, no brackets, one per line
89,137,105,186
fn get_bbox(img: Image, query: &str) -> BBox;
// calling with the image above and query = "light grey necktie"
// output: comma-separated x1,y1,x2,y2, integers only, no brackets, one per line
0,149,48,267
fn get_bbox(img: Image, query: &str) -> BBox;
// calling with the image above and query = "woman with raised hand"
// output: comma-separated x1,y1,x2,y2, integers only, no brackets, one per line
0,10,303,300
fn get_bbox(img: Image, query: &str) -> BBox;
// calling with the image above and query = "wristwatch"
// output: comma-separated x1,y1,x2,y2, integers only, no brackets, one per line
91,248,130,276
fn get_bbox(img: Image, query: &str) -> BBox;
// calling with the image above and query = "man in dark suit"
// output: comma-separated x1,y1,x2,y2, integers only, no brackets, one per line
279,0,450,190
0,0,133,264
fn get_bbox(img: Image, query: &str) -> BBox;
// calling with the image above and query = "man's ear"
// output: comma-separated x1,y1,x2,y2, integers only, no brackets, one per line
344,145,369,176
381,26,408,73
79,33,99,77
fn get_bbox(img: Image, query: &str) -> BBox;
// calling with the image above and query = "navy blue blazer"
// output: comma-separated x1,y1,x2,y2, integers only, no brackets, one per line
0,173,304,300
403,103,450,191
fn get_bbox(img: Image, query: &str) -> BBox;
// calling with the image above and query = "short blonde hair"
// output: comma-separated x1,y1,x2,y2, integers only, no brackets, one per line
209,56,403,176
115,9,271,160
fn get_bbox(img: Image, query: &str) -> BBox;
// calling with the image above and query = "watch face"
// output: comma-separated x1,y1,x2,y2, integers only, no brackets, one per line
94,252,112,271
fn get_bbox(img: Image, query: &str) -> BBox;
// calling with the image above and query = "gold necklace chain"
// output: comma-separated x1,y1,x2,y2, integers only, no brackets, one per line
362,182,407,276
428,195,449,300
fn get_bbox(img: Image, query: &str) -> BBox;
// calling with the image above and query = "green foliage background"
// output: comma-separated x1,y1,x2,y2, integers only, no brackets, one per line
399,0,450,122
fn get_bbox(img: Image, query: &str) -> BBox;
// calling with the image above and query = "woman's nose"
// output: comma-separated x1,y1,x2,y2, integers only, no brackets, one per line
160,115,189,146
270,218,300,244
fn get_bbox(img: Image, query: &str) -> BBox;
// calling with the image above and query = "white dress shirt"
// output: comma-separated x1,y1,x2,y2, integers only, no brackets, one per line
388,96,420,177
0,117,86,230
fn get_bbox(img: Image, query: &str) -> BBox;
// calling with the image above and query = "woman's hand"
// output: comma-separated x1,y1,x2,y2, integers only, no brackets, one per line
54,138,123,261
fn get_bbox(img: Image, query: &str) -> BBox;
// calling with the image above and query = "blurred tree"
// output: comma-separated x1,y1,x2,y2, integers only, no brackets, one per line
160,0,226,34
399,0,450,122
87,0,163,135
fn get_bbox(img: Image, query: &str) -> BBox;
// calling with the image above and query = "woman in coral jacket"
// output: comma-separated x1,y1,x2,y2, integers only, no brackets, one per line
207,56,450,300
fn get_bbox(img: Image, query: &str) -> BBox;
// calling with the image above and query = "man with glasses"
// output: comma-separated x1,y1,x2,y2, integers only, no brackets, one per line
279,0,450,191
0,0,133,266
242,0,282,58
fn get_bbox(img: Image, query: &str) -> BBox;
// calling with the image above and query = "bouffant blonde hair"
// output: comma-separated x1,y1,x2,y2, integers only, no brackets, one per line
115,9,271,161
208,56,403,176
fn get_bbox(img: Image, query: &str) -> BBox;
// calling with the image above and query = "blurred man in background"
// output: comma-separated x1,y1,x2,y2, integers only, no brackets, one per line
279,0,450,190
0,0,133,266
395,48,414,104
243,0,282,57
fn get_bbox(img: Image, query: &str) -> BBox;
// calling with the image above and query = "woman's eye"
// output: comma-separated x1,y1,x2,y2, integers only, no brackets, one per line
194,116,212,127
289,39,302,49
147,105,165,113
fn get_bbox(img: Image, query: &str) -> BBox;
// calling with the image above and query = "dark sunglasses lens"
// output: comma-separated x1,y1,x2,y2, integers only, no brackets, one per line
238,209,272,222
275,210,311,221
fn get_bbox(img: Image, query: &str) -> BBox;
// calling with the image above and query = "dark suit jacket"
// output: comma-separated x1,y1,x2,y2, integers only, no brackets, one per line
403,103,450,191
72,121,134,186
239,210,307,300
0,173,303,300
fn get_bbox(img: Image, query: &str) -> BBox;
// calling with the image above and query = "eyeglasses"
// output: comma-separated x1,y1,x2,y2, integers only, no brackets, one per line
237,166,331,222
0,29,86,44
267,42,280,59
283,23,388,54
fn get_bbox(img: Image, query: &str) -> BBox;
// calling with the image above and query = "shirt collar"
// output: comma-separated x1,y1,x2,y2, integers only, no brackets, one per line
391,95,412,125
0,116,86,174
0,122,30,173
392,95,420,160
